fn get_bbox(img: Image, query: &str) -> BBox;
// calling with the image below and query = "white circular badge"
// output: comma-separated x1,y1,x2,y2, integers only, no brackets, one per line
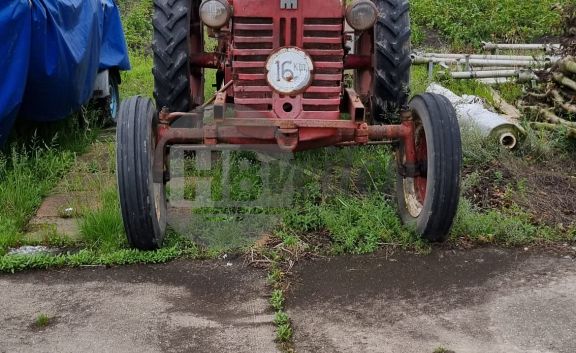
266,47,314,94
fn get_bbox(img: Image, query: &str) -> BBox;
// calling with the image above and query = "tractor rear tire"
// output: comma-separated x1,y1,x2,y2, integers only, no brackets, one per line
152,0,201,112
372,0,411,122
396,93,462,242
117,96,167,250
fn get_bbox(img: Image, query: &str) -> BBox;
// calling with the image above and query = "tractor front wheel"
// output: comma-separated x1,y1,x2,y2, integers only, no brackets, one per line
117,96,167,250
396,93,462,242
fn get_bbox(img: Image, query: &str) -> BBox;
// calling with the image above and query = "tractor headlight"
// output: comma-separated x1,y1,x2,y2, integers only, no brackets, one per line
200,0,232,29
346,0,378,31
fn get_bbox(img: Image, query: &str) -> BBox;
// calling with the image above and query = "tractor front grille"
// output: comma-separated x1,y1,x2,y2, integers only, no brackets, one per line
302,18,344,113
233,17,274,112
232,16,344,118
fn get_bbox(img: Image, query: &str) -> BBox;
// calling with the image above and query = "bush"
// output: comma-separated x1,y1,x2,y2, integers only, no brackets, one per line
411,0,566,48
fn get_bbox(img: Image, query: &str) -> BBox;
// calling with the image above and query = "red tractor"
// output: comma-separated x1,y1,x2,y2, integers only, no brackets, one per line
116,0,462,250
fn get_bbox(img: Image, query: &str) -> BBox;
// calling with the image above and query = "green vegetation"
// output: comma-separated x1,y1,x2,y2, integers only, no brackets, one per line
263,239,296,348
411,0,568,48
34,313,51,328
79,188,125,253
275,320,293,343
433,347,451,353
0,117,98,256
1,0,573,275
0,243,191,273
452,199,562,246
270,289,285,311
120,54,153,99
117,0,153,54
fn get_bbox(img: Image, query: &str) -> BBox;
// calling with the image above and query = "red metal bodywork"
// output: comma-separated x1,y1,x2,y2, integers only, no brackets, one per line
154,0,418,178
228,0,345,145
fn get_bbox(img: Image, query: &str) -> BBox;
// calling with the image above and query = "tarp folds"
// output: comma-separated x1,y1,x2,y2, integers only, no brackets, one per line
0,0,130,145
0,0,32,145
99,0,131,71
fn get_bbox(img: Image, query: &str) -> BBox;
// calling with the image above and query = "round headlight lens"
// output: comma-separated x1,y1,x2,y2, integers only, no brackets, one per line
346,0,378,31
200,0,232,29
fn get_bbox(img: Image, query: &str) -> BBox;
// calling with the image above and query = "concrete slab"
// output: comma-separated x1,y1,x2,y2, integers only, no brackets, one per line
23,140,115,242
288,248,576,353
25,218,80,242
0,260,278,353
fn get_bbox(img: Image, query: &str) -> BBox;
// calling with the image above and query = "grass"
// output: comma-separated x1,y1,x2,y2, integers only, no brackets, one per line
451,199,563,246
411,0,569,49
120,54,153,99
35,313,51,328
263,239,297,349
79,188,125,253
270,289,285,311
0,242,194,273
0,116,99,256
1,0,573,274
117,0,153,54
433,347,451,353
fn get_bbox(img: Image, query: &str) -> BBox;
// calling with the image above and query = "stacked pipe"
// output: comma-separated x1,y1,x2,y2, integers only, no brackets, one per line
520,5,576,138
410,51,560,83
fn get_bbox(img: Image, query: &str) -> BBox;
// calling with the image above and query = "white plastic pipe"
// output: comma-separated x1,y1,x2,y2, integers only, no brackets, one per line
477,77,513,85
411,56,550,67
450,69,538,82
416,53,540,61
450,70,518,79
482,42,561,51
427,84,525,149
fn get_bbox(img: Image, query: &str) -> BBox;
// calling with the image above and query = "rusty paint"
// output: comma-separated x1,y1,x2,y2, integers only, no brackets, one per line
344,55,372,70
189,4,204,107
214,91,227,120
355,123,369,144
345,88,365,122
189,53,220,69
153,127,204,183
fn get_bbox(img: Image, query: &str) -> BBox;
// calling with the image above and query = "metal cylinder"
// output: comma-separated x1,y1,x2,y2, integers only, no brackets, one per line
411,55,550,68
450,70,519,79
415,53,540,61
449,69,538,82
481,41,561,51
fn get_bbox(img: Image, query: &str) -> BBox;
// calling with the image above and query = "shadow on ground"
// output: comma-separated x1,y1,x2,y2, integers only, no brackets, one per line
1,248,575,353
288,248,576,353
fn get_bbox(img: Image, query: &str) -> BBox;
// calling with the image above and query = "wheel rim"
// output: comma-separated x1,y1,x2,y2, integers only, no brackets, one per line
153,183,165,223
402,120,428,218
151,121,167,230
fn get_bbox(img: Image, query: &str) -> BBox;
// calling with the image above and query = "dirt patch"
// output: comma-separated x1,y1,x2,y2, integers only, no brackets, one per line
299,229,333,254
509,162,576,227
463,157,576,228
418,28,450,51
463,160,514,211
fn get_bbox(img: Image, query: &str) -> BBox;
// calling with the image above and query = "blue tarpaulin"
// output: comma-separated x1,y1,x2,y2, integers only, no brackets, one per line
0,0,130,146
0,1,31,147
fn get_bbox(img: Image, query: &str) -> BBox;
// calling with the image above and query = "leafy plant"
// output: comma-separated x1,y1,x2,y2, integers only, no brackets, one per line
276,323,293,342
270,289,285,311
35,313,51,328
